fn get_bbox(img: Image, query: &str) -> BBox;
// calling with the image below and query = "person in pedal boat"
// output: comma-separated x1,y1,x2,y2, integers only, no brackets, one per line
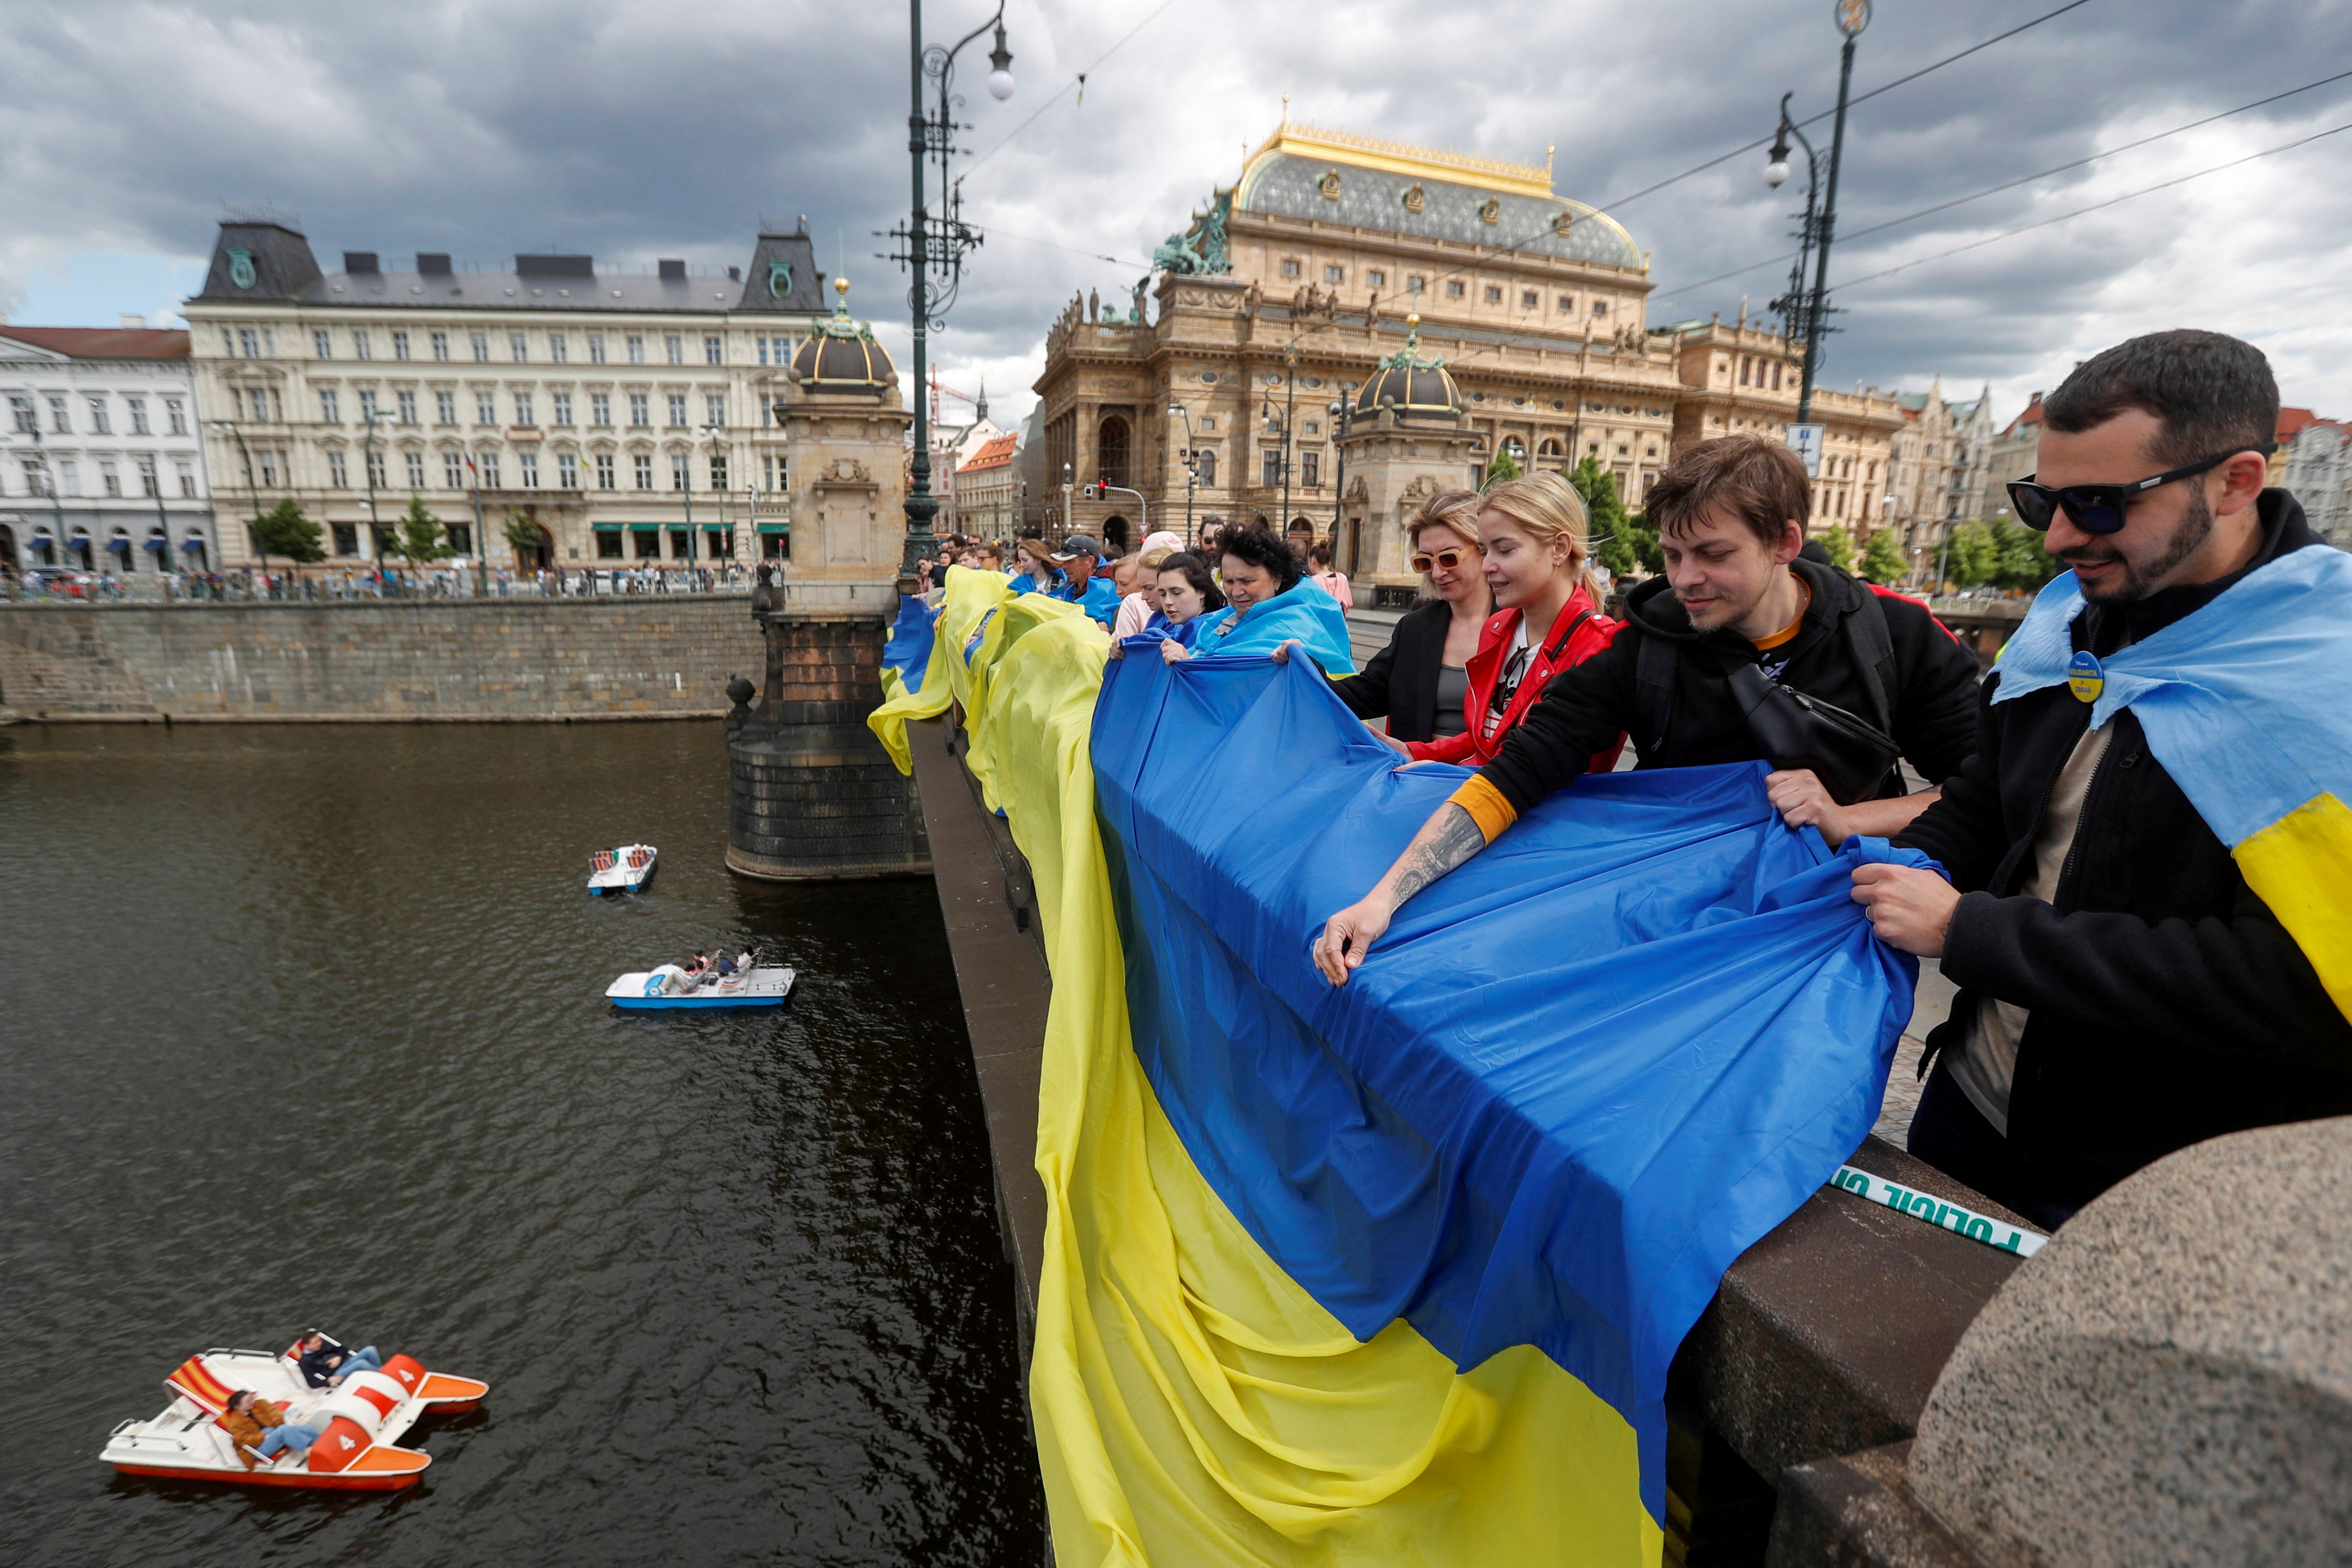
297,1330,385,1388
223,1390,328,1467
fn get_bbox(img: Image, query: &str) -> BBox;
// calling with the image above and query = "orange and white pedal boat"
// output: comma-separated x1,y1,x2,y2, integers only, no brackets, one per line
100,1338,489,1490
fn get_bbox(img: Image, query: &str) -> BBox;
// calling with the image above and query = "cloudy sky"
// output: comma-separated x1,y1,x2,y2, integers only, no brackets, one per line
3,0,2347,432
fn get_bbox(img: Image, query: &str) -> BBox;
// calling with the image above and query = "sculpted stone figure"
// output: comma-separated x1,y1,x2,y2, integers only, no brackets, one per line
751,561,778,618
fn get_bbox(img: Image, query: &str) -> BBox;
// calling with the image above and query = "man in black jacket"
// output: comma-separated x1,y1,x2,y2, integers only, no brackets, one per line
1857,330,2352,1227
1313,434,1983,983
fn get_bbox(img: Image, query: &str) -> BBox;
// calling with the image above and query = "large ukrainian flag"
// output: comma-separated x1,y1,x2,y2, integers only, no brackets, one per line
1993,544,2352,1022
872,567,1935,1565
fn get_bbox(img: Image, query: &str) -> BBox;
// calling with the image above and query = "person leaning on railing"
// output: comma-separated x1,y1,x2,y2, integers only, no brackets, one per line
1325,490,1493,746
1313,434,1982,986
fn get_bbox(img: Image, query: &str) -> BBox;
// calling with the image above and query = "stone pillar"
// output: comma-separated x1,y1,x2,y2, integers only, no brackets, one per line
724,607,929,880
1335,407,1479,596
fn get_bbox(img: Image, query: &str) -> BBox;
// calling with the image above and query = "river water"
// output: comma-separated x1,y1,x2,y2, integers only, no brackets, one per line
0,722,1041,1565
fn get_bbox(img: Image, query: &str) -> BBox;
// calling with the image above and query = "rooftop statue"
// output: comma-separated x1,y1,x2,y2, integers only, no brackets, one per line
1152,188,1233,276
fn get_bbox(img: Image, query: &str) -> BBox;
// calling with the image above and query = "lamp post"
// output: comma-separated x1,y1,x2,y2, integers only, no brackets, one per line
7,406,71,549
1270,344,1300,533
361,405,385,577
1764,0,1870,427
1167,403,1199,541
206,418,259,566
889,0,1014,593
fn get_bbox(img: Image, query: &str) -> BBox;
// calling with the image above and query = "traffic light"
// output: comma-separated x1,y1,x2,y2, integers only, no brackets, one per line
1080,482,1101,500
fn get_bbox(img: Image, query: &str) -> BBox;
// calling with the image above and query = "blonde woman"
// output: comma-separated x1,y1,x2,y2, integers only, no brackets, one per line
1329,490,1491,742
1394,470,1621,767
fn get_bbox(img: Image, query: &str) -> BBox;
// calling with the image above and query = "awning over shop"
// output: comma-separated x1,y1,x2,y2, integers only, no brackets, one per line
106,536,131,554
591,522,622,533
143,535,168,551
700,523,730,533
756,523,789,535
628,522,660,533
179,536,205,551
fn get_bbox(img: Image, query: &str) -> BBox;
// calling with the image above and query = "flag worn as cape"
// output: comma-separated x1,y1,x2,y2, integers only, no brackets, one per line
1188,578,1357,673
1991,544,2352,1018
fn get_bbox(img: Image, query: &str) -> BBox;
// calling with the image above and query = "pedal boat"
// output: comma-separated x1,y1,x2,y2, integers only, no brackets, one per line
588,843,658,895
100,1340,489,1491
607,964,797,1009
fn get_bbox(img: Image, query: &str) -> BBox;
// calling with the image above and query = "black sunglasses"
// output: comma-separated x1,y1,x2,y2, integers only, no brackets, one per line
2006,445,2274,536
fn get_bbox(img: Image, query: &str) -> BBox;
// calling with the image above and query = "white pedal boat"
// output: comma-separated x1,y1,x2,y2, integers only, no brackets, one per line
101,1338,489,1491
588,843,658,895
607,963,797,1009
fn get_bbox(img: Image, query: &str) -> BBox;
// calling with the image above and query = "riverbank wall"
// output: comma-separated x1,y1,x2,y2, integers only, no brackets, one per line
0,597,763,721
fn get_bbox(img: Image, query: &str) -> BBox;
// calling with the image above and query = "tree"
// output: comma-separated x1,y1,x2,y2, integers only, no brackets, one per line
1816,525,1857,574
249,498,325,573
502,508,545,562
1944,522,1998,589
393,496,453,568
1858,526,1908,585
1571,456,1661,578
1483,445,1523,486
1989,518,2056,592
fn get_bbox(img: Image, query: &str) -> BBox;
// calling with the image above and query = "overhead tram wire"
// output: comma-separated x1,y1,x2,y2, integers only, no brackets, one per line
1829,115,2352,290
961,0,1186,183
1649,65,2352,302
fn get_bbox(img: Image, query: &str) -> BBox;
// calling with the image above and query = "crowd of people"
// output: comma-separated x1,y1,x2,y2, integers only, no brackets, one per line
0,561,758,603
933,328,2351,1234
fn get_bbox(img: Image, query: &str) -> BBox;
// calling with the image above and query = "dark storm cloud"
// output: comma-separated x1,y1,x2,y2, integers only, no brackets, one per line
2,0,2346,423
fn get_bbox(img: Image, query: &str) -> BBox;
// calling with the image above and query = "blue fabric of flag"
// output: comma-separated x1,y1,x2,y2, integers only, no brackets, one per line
1092,652,1930,1521
883,594,938,695
1185,579,1358,673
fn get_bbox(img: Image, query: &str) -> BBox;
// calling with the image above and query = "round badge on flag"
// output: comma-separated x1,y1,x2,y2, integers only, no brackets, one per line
2067,649,2104,704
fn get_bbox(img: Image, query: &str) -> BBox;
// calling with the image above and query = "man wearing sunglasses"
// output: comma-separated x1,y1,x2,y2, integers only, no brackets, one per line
1857,329,2352,1228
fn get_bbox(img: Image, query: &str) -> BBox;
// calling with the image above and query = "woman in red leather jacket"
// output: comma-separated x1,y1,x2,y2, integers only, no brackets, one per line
1387,471,1624,772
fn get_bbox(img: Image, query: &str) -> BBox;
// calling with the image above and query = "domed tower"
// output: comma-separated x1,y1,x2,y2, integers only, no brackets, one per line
1335,314,1481,593
767,277,911,611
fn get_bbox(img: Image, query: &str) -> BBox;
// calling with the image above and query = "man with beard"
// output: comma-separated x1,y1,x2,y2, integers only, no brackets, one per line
1859,329,2352,1227
1312,433,1981,979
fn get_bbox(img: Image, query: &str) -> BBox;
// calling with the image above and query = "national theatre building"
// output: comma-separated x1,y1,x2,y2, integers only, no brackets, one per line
1032,120,1902,591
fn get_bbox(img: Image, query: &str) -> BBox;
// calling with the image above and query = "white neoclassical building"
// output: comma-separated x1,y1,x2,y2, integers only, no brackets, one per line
0,322,220,574
180,216,841,571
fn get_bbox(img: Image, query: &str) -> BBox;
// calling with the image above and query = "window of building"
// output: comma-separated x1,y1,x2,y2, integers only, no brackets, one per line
136,456,158,497
431,331,450,362
1325,265,1344,284
1262,449,1282,487
553,392,573,426
665,335,683,365
627,335,645,365
166,399,186,435
1280,259,1301,278
393,331,411,361
763,454,781,491
596,453,615,490
1446,280,1465,298
520,452,540,489
479,452,501,489
319,389,341,423
559,452,579,489
6,395,32,433
357,451,376,489
1367,269,1385,287
589,334,607,365
1739,357,1751,386
1520,290,1538,309
397,390,417,424
313,329,333,359
470,332,490,362
633,453,653,490
59,459,80,495
630,394,650,427
709,451,728,491
1592,299,1609,316
514,391,535,426
101,460,121,497
436,391,457,424
248,389,271,422
177,462,195,497
353,330,372,361
446,452,467,488
704,335,723,366
125,396,149,434
1558,295,1574,313
47,396,68,433
672,453,691,490
635,526,661,560
1407,276,1425,294
327,451,349,488
1770,363,1782,390
666,394,687,428
476,392,496,425
332,522,358,556
509,333,528,363
359,390,380,423
1484,286,1502,304
597,529,624,559
592,392,612,426
405,451,426,488
88,397,111,435
705,394,724,428
1302,450,1320,487
1196,449,1216,486
238,327,261,358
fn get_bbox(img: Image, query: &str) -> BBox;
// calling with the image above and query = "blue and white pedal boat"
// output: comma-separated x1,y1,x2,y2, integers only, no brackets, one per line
588,844,658,896
606,964,797,1010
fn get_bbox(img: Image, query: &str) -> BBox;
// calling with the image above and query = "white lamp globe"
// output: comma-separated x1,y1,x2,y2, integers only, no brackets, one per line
987,69,1015,101
1763,160,1791,188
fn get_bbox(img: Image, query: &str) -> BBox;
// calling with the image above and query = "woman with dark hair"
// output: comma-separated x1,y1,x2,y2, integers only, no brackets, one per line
1327,490,1491,743
1148,551,1223,648
1307,540,1353,610
1160,526,1355,671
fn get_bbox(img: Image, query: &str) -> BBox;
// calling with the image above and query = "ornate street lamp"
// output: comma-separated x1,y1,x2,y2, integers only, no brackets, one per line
887,0,1013,592
1765,0,1870,427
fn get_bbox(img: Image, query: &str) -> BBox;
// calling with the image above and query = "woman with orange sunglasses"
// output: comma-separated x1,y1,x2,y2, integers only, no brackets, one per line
1329,490,1492,744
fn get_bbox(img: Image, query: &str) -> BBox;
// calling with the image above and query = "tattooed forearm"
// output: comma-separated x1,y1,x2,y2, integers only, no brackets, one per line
1380,803,1488,908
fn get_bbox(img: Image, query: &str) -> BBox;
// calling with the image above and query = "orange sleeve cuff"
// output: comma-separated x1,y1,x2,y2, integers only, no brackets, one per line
1449,774,1519,844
